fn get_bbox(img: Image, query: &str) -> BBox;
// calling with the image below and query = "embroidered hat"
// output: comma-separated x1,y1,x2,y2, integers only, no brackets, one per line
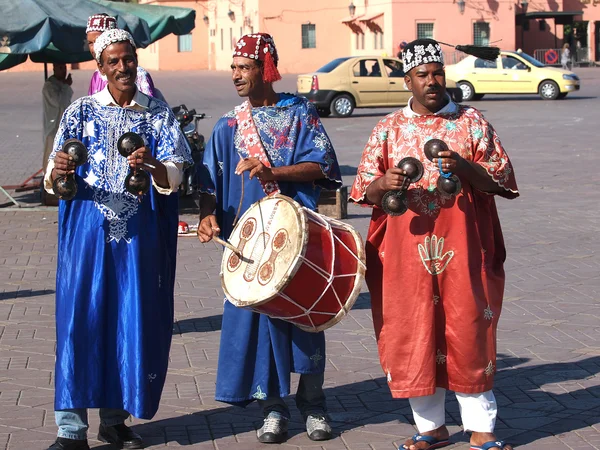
402,38,444,73
94,29,136,62
233,33,281,83
86,14,117,34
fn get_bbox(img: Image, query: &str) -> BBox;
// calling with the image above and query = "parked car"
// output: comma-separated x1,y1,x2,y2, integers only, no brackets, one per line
297,56,463,117
444,50,581,101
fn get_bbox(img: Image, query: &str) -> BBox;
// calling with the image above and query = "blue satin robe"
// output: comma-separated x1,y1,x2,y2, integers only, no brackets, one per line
50,96,191,419
199,94,342,406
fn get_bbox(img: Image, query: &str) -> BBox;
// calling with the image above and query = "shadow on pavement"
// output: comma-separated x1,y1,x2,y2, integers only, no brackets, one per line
173,315,222,334
129,354,599,447
0,288,55,300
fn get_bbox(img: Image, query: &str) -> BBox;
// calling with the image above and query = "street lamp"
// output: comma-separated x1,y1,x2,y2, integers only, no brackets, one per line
348,2,356,17
203,15,209,25
520,0,528,13
227,9,235,21
457,0,466,14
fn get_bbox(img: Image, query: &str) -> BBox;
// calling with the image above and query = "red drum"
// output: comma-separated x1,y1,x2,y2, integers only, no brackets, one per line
221,195,366,332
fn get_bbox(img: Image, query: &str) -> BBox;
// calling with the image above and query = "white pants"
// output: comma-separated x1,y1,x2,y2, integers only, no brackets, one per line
409,388,497,433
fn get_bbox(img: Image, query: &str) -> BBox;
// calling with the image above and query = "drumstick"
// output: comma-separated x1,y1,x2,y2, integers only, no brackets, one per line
211,228,254,264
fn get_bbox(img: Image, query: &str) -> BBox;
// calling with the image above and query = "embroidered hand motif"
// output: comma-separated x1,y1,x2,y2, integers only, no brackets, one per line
418,235,454,275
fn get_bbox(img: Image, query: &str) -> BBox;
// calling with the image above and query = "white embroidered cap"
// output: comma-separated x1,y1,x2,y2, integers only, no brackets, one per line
94,29,136,62
403,38,444,73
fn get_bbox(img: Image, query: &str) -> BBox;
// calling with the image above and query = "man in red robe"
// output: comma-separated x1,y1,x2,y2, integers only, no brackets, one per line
350,38,518,450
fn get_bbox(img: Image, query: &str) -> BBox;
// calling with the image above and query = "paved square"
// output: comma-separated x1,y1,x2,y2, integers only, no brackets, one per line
0,67,598,449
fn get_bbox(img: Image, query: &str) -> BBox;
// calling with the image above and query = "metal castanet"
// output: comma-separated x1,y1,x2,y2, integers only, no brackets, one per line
118,132,151,196
52,139,88,200
423,139,461,196
381,157,423,216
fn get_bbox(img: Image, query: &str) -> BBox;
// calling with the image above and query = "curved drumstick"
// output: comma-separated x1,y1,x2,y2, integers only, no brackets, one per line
212,228,254,264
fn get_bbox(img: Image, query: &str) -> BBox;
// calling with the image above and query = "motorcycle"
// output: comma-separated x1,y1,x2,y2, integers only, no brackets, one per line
172,104,208,196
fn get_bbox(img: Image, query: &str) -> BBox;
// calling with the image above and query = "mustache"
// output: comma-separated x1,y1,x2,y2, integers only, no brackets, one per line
425,87,441,94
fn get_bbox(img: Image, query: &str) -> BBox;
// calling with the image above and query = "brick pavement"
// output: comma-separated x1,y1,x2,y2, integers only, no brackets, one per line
0,68,598,449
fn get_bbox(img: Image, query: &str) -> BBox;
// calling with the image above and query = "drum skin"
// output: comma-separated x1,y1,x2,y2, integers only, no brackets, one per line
221,195,365,332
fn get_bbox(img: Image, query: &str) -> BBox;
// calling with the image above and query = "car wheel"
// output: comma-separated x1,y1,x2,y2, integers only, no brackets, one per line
330,94,355,117
317,108,331,117
458,81,476,101
473,94,485,100
557,93,568,99
539,80,560,100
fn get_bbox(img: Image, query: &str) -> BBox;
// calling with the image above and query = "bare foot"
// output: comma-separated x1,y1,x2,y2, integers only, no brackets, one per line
403,425,450,449
470,432,513,449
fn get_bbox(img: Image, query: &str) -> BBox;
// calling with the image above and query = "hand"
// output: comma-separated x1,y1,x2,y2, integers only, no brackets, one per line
433,150,464,174
379,167,408,191
127,146,159,171
197,214,219,243
65,74,73,86
52,151,76,178
235,157,274,181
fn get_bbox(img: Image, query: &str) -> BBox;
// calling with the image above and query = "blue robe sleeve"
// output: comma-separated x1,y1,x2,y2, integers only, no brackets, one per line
198,117,233,200
155,107,193,165
292,100,342,191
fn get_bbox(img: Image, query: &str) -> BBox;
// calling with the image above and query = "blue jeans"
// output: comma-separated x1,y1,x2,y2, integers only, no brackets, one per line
55,408,130,440
257,372,326,420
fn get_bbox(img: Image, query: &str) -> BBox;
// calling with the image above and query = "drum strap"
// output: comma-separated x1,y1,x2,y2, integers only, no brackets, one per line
235,101,281,196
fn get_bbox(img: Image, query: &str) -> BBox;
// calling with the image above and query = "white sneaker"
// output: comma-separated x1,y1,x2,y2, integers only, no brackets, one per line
306,414,333,441
257,412,288,443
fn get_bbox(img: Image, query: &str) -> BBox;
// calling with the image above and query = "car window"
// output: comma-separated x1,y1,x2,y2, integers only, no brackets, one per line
474,58,497,69
353,59,382,77
384,59,405,77
316,57,352,73
502,56,528,70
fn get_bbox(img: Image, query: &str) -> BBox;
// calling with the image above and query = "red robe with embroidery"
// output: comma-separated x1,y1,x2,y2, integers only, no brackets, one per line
350,104,518,398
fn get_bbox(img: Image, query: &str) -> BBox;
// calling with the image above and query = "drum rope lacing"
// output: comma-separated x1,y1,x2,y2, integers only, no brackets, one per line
263,209,366,331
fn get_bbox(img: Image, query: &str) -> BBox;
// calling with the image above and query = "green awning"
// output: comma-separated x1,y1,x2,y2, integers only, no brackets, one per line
91,0,195,42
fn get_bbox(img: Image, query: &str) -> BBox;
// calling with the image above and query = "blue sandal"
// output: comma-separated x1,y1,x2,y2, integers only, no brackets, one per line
401,433,451,449
470,440,511,450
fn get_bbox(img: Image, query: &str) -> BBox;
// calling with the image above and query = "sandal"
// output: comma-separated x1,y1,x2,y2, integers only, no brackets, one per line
401,433,451,449
470,440,512,450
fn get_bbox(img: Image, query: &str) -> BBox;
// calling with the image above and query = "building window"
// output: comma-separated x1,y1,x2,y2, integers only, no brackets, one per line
417,23,434,39
373,31,384,49
301,24,316,49
221,28,224,51
177,34,192,52
473,22,490,46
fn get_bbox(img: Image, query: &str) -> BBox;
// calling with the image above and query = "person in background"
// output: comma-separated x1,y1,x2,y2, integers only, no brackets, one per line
41,63,73,206
561,43,572,70
86,13,166,101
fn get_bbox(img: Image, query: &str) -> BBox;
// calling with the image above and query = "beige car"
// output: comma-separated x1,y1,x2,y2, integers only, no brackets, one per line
297,56,462,117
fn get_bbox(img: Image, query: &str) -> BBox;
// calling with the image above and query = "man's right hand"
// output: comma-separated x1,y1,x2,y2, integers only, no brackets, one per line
197,214,220,243
51,151,76,180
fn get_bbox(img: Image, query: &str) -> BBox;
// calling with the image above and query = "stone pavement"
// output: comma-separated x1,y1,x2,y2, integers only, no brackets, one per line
0,68,599,449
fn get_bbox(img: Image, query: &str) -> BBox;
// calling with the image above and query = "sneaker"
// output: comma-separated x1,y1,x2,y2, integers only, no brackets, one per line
306,414,333,441
257,412,288,443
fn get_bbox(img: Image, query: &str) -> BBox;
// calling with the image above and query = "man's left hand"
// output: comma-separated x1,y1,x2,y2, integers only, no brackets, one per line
65,74,73,86
127,146,160,171
434,150,465,174
235,157,275,181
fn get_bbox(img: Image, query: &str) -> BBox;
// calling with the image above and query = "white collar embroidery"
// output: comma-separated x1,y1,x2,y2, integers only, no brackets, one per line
403,94,457,118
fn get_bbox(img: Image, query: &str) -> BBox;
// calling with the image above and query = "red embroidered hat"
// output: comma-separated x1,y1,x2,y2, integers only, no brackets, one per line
233,33,281,83
86,14,117,34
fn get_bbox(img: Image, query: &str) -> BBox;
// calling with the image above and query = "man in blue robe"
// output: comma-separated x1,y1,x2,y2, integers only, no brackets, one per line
43,29,191,450
197,33,342,444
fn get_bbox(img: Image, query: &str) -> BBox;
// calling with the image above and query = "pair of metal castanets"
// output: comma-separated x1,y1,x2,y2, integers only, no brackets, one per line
52,132,151,201
381,139,461,216
117,132,151,197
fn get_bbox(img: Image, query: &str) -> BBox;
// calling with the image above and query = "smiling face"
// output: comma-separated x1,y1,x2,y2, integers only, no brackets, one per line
405,62,447,114
231,56,266,98
98,41,138,94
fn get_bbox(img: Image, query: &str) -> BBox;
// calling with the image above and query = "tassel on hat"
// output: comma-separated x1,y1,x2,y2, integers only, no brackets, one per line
262,49,281,83
439,41,500,61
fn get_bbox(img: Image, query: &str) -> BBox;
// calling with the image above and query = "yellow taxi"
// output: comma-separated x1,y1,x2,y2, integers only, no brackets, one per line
444,50,581,101
297,56,463,117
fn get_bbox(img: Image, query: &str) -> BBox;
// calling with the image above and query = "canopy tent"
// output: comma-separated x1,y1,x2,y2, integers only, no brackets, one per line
0,0,195,71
